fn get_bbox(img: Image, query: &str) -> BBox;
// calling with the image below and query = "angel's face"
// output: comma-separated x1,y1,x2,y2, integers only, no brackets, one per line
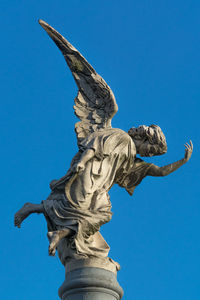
133,138,155,157
128,125,167,157
135,140,157,157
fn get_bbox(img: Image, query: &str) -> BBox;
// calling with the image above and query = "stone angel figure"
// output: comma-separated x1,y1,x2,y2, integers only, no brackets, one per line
14,20,193,265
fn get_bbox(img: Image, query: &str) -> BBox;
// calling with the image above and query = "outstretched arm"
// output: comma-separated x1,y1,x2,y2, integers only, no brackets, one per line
147,141,193,177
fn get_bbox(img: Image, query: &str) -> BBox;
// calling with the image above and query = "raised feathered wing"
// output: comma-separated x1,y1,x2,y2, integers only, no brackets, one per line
39,20,118,146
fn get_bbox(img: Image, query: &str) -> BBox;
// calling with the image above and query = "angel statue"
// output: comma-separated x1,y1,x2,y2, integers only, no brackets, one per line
14,20,193,265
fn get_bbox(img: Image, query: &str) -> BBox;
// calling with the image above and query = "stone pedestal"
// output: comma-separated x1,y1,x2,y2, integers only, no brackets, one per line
58,259,123,300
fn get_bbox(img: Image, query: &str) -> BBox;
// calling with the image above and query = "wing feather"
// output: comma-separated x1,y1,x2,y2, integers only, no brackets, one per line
39,20,118,146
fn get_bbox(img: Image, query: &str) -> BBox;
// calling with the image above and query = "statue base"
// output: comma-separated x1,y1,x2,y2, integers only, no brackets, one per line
58,258,124,300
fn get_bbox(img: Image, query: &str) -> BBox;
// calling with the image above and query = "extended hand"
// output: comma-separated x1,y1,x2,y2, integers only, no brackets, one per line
184,140,193,162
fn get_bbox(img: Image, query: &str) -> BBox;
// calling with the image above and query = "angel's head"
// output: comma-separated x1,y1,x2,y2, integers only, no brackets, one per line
128,124,167,157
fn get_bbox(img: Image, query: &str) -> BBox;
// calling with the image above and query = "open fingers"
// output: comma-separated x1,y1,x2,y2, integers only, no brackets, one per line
184,144,190,150
190,140,193,150
184,141,193,151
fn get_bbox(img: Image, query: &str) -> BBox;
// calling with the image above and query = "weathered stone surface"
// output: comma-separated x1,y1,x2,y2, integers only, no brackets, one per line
59,265,123,300
14,20,193,299
60,257,120,274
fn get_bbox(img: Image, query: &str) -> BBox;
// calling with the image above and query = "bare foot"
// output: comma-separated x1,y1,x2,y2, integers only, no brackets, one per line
14,203,33,228
48,231,60,256
47,229,72,256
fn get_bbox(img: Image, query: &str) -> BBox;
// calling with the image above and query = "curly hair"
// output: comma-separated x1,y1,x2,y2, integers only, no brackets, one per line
128,124,167,156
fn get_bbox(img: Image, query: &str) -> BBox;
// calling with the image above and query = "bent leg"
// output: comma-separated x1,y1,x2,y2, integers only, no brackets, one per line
14,202,44,228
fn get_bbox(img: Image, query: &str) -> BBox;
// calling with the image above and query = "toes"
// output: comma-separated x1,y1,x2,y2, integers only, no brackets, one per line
14,215,21,228
15,222,21,228
14,204,31,228
48,245,56,256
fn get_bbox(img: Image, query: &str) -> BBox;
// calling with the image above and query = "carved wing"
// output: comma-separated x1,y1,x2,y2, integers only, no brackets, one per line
39,20,118,146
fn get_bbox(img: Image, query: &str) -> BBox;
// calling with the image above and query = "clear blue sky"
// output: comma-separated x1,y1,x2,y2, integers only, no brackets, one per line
1,1,200,299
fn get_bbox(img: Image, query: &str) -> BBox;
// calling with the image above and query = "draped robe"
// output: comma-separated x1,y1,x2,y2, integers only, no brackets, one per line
43,128,152,261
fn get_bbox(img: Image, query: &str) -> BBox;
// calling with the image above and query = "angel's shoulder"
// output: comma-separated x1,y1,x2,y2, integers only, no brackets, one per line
110,128,130,136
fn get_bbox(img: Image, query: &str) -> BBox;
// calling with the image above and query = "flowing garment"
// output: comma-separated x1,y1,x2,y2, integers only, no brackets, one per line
43,128,152,261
